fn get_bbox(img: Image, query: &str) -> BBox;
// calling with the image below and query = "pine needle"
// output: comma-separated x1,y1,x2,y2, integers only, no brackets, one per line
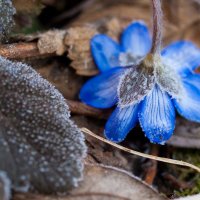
81,127,200,173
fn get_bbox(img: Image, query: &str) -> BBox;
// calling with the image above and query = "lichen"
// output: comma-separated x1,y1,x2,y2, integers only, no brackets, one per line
0,56,87,194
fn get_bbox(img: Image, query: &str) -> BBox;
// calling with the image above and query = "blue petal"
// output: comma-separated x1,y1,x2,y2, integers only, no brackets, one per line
183,73,200,90
104,104,140,143
90,34,121,72
80,67,124,109
138,85,175,144
173,74,200,123
162,41,200,77
121,21,152,57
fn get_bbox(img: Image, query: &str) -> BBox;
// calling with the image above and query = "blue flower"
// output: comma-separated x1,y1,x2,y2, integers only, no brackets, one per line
79,21,200,144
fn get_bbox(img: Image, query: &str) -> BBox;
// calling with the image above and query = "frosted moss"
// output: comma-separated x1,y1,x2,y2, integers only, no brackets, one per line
0,56,87,194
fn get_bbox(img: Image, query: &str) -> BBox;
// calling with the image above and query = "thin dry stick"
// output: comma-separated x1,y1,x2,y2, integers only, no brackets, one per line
66,99,110,119
0,42,54,59
81,127,200,173
144,144,158,184
151,0,163,54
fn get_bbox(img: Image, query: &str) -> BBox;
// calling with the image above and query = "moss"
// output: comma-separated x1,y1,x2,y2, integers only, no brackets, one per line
173,149,200,197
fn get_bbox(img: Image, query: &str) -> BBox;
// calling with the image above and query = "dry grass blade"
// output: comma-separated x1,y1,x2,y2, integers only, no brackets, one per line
81,128,200,173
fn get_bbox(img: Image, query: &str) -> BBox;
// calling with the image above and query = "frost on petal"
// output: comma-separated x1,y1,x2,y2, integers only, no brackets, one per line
173,75,200,123
121,21,152,57
119,52,143,67
104,104,139,143
0,56,86,194
118,66,155,107
161,41,200,76
156,62,184,100
138,85,175,144
0,0,16,41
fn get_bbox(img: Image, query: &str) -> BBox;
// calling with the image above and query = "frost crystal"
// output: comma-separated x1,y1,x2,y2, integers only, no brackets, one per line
0,0,16,41
118,66,155,107
0,56,86,194
153,55,184,100
156,63,184,100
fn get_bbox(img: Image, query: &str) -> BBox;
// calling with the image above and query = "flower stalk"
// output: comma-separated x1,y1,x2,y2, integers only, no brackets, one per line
150,0,163,55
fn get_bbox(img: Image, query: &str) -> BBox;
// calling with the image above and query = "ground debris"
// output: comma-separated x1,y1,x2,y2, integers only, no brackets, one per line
38,30,67,55
64,26,98,76
167,117,200,149
14,164,167,200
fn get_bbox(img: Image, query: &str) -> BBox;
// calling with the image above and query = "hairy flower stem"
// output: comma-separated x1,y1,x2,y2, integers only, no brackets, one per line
150,0,163,55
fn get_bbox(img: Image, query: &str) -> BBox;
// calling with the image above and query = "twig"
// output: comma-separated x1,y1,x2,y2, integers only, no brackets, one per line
66,99,110,119
0,42,54,59
81,128,200,173
162,173,191,190
144,144,158,184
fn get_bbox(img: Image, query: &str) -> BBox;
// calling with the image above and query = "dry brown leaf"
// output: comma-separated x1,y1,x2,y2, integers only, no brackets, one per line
13,164,167,200
36,62,84,100
167,118,200,149
62,0,200,76
13,0,44,15
37,30,67,55
70,164,167,200
72,116,131,171
64,26,98,76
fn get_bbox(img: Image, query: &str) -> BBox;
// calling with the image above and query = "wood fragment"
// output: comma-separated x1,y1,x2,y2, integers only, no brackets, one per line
0,42,54,60
37,30,67,55
66,99,110,119
144,145,158,185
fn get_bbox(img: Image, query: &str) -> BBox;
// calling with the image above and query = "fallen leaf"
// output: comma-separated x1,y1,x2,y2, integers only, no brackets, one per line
64,26,98,76
0,56,86,194
70,164,167,200
37,30,67,55
13,164,167,200
35,61,84,100
167,118,200,149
